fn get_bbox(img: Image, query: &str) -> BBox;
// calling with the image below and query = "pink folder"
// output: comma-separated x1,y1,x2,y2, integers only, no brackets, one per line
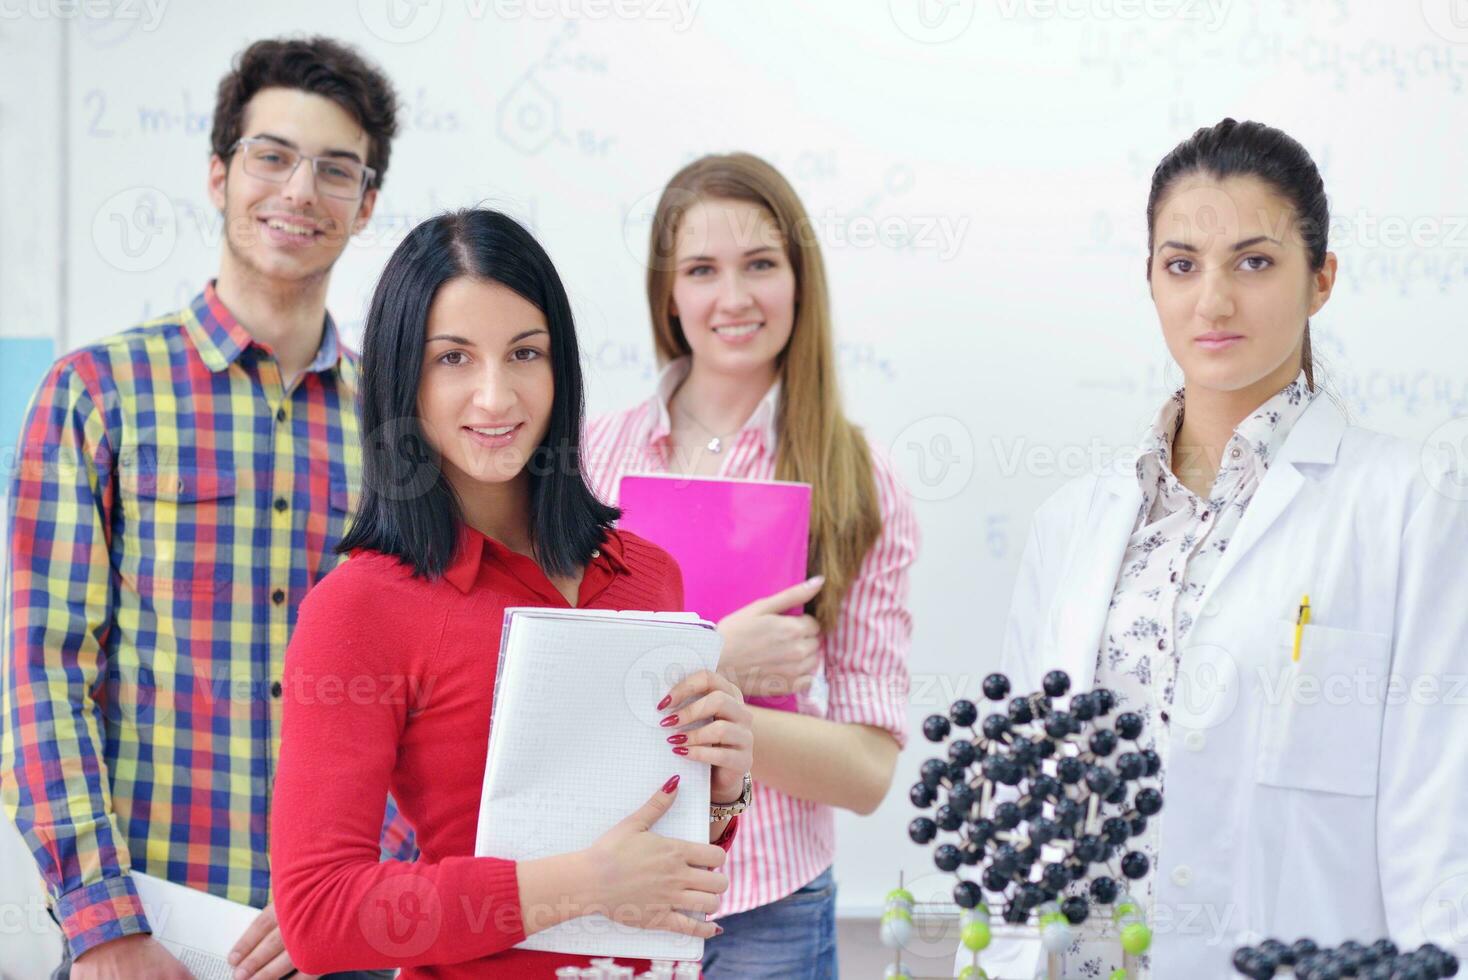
615,474,813,711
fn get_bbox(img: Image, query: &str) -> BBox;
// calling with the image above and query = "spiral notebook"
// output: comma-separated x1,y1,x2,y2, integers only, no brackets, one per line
474,607,723,961
615,473,816,712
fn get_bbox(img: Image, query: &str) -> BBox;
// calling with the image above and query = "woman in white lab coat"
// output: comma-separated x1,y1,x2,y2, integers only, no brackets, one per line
990,118,1468,978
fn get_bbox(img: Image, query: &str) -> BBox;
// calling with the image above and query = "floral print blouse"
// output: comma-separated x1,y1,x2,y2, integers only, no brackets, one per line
1069,372,1314,978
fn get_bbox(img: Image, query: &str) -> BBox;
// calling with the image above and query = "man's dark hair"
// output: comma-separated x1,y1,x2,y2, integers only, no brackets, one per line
211,36,399,190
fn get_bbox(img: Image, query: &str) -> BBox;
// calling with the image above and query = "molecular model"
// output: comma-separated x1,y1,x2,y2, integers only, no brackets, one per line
1232,938,1459,979
552,959,700,979
883,670,1163,979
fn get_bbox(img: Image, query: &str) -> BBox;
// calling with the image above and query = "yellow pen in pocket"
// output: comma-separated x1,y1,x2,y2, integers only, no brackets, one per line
1291,594,1311,662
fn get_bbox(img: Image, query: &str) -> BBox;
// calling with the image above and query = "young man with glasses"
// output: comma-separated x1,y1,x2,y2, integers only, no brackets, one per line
2,37,407,980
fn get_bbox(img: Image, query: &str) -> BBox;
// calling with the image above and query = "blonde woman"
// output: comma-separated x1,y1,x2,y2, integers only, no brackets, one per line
585,153,919,978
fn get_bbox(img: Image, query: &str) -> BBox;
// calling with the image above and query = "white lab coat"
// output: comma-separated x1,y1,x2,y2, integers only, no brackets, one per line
976,396,1468,978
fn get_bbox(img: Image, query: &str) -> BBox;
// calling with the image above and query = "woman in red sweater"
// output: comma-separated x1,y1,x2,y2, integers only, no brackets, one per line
269,209,753,978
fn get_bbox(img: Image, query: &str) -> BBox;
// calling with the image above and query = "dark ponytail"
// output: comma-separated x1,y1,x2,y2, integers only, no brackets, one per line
1145,118,1329,390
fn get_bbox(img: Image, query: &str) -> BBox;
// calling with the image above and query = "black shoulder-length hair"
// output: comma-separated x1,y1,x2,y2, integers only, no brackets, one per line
338,208,619,579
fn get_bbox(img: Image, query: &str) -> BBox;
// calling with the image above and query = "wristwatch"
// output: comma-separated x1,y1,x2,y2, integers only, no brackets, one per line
710,773,753,822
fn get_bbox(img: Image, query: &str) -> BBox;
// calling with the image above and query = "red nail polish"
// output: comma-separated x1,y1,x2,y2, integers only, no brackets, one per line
672,746,690,756
714,925,724,936
656,694,672,711
662,774,680,794
666,733,688,744
659,714,679,728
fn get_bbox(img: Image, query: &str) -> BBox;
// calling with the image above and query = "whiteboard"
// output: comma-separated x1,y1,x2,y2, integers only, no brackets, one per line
9,0,1467,920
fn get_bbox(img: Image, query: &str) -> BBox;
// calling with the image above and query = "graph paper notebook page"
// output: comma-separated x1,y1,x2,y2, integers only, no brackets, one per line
474,607,722,961
616,474,815,713
131,872,259,979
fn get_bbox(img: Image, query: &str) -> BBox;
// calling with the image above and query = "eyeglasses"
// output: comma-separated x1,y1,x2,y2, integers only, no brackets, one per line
230,137,376,201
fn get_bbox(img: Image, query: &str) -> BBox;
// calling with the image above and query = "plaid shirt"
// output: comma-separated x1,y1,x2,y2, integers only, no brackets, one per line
1,282,412,959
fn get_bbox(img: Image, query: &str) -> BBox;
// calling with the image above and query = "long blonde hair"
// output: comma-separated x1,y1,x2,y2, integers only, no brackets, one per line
645,152,882,632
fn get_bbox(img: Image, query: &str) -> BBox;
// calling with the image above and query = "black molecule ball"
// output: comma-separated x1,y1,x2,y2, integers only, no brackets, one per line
1115,711,1144,740
1135,787,1164,816
993,801,1022,830
1089,729,1118,757
982,672,1012,701
909,782,935,808
1084,764,1118,796
982,713,1012,740
954,879,983,909
1008,696,1034,724
1069,691,1097,721
1062,895,1090,925
922,714,951,742
1116,751,1146,781
1120,851,1150,879
934,843,962,872
1044,710,1076,740
950,699,979,727
967,817,996,846
1102,817,1130,845
935,804,964,831
1042,669,1072,697
908,817,937,844
1089,876,1119,904
948,782,977,813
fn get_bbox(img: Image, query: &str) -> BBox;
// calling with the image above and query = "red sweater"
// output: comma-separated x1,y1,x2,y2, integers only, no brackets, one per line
270,525,736,978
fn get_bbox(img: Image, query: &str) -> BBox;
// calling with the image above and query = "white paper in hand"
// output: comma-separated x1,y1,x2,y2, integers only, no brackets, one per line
474,607,722,962
130,872,261,979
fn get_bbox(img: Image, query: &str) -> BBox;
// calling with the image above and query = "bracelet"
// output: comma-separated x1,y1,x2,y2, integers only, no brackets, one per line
709,773,752,822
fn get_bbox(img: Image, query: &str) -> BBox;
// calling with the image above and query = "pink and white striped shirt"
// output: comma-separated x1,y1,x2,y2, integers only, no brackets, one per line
583,356,918,915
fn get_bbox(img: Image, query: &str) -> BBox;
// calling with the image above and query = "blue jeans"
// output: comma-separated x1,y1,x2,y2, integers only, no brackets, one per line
702,866,838,980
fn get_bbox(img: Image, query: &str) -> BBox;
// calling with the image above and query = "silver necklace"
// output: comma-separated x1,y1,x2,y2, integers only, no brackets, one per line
673,400,737,454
